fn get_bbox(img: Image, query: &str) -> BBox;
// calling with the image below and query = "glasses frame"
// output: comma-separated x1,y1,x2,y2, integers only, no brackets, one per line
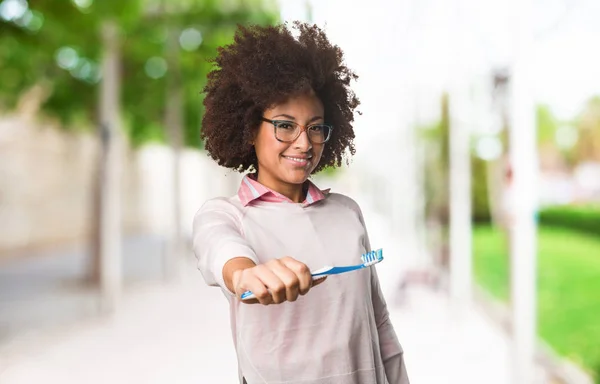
260,117,333,144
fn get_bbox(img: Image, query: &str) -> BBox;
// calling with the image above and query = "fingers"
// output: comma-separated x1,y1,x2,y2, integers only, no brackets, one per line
268,260,300,302
236,268,272,305
236,257,324,306
312,275,327,288
280,257,312,296
256,263,288,304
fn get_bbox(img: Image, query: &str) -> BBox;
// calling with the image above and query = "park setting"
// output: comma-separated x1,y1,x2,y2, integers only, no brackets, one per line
1,0,599,383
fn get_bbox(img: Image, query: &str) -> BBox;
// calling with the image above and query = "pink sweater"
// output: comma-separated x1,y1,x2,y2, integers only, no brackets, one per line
192,177,409,384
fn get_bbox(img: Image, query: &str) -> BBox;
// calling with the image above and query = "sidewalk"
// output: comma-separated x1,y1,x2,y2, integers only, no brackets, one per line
0,263,524,383
0,235,166,341
0,195,549,384
0,260,515,384
0,258,240,383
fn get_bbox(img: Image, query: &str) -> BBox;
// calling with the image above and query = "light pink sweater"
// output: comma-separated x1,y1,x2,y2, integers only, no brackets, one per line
193,191,409,384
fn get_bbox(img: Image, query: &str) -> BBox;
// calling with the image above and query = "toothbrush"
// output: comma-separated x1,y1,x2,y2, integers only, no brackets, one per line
240,248,384,301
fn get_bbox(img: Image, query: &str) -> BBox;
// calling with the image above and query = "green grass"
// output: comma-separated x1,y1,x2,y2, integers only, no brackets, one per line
473,225,600,378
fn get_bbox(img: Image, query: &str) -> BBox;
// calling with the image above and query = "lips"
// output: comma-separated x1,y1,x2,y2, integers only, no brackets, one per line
282,154,312,166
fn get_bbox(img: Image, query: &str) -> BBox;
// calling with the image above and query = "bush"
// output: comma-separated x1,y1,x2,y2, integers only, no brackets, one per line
538,205,600,236
472,156,492,223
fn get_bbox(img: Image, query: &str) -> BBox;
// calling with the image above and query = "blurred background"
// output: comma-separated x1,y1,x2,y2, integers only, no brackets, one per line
0,0,599,383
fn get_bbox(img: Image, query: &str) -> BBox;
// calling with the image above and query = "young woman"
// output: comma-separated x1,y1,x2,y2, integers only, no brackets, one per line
193,22,409,384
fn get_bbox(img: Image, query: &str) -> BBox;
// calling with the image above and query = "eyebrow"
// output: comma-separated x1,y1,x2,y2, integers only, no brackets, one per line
271,114,324,123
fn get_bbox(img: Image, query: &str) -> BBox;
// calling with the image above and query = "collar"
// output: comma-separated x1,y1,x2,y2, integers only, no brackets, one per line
237,173,330,207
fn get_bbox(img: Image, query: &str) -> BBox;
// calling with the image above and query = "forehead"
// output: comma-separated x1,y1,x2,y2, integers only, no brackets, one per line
266,92,324,117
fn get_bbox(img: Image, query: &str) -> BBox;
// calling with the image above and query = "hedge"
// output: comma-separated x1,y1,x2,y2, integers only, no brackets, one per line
538,205,600,237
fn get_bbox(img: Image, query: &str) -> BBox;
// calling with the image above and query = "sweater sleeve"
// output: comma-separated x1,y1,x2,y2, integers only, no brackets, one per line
370,267,410,383
192,198,259,295
357,204,410,384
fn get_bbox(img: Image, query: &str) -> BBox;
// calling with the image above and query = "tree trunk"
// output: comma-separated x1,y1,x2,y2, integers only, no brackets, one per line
164,26,184,281
508,1,538,381
449,86,473,310
90,20,123,313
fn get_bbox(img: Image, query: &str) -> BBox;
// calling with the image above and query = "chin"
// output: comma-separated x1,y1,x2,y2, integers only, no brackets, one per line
282,169,311,185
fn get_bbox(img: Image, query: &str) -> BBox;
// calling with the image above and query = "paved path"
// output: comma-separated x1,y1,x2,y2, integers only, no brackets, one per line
1,262,518,384
0,188,551,383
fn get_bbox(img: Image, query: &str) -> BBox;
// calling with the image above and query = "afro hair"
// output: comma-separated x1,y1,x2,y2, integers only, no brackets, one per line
201,22,360,173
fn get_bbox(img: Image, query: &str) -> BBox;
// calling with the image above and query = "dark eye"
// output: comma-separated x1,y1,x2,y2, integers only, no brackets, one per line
309,125,324,133
275,121,295,130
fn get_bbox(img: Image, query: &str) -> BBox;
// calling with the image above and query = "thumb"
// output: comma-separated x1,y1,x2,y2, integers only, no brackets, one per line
311,276,327,288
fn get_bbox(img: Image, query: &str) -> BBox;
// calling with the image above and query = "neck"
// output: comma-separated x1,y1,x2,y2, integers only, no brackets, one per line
256,172,306,203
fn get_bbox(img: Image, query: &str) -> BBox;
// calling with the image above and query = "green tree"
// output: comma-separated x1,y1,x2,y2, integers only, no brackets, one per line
574,96,600,163
0,0,279,308
537,104,559,145
0,0,278,145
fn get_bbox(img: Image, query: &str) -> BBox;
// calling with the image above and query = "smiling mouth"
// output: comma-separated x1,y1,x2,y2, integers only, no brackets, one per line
282,155,312,165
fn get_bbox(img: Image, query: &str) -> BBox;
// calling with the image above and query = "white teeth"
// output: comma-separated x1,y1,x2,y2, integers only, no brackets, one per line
284,156,310,163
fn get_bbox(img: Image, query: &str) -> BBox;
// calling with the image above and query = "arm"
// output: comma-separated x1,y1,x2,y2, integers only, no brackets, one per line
370,267,410,383
357,207,410,384
192,199,259,295
192,199,318,304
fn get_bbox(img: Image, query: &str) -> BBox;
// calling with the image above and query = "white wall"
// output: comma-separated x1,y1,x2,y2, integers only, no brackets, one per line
0,115,240,255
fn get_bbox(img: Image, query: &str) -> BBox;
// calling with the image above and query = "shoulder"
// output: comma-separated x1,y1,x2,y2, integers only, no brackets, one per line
194,195,246,223
323,192,364,216
198,195,243,211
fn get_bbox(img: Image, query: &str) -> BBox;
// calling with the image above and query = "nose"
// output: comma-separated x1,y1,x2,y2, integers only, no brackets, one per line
293,130,312,151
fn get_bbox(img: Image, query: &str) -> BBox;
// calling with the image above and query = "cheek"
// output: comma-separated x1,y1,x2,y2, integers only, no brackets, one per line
255,135,288,162
313,145,326,164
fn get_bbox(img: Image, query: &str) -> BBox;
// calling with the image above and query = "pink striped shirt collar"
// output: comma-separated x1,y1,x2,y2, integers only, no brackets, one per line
238,174,329,207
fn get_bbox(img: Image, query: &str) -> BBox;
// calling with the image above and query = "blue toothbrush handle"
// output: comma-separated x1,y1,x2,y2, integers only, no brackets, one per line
311,264,364,277
240,270,323,300
240,290,258,300
240,264,366,300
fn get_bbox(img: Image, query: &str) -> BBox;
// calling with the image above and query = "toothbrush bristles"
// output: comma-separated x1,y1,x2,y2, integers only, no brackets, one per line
361,249,384,265
361,250,378,264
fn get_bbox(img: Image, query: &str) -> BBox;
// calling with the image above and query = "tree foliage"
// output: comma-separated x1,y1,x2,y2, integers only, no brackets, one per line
574,96,600,163
0,0,279,147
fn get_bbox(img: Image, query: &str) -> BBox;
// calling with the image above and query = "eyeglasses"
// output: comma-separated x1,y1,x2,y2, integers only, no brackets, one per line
261,118,333,144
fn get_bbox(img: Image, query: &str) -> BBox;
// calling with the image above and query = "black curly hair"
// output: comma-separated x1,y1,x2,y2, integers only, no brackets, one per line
201,22,360,173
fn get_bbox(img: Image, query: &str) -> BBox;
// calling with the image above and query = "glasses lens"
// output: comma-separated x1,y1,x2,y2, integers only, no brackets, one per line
274,121,299,142
308,125,331,143
273,121,332,143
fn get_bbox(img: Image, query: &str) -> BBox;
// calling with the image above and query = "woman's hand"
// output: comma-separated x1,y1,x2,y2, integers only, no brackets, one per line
224,257,326,305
